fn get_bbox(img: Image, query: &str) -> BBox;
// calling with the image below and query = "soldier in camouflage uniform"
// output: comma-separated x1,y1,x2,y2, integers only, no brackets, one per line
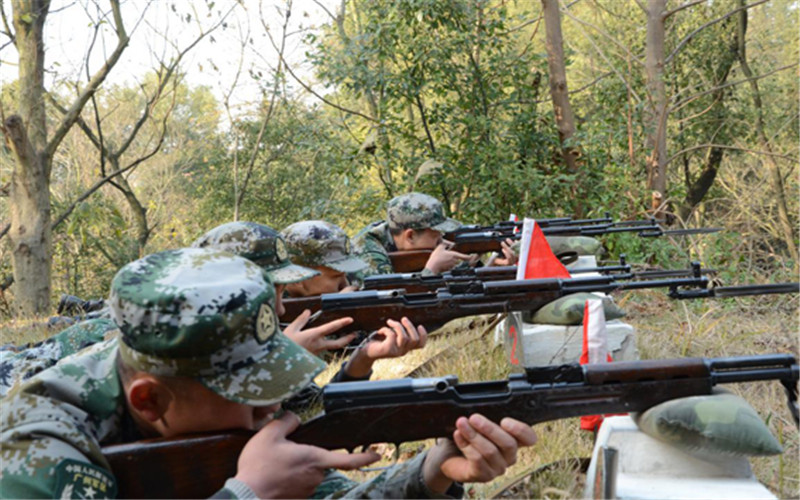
193,221,369,356
352,193,516,277
281,220,368,297
1,248,537,499
278,219,431,378
192,220,321,284
0,317,118,397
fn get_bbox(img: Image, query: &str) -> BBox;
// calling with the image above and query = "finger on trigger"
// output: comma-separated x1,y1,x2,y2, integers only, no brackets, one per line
325,334,357,351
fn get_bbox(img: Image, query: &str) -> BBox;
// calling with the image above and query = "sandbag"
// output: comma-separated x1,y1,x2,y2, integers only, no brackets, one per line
634,392,783,458
526,292,625,325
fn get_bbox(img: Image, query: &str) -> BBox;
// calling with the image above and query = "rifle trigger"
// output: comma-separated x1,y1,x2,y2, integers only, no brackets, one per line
781,379,799,428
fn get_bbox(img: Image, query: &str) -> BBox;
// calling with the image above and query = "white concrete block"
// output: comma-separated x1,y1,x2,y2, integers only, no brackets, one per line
584,416,776,499
518,320,639,367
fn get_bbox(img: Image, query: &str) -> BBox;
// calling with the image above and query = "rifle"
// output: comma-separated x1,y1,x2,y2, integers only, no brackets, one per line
361,257,718,293
670,282,800,299
390,222,720,272
102,353,799,498
446,216,710,239
444,212,681,238
280,268,712,332
56,294,106,315
447,211,617,237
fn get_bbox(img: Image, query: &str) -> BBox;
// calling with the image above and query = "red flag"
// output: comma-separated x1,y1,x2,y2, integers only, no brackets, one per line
519,219,571,280
580,299,617,432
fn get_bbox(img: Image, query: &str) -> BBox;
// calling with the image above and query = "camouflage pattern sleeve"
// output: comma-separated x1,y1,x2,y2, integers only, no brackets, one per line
1,341,125,499
351,222,397,278
0,318,117,397
211,478,259,498
311,452,458,499
1,392,118,499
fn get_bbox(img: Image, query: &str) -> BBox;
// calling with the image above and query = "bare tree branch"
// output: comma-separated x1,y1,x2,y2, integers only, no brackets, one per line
0,0,13,48
663,0,706,19
52,92,173,233
234,0,295,215
671,63,796,112
311,0,337,21
569,71,612,95
665,0,768,64
48,4,234,232
261,3,378,123
561,8,644,66
561,10,642,103
667,143,797,166
45,0,131,159
51,162,139,230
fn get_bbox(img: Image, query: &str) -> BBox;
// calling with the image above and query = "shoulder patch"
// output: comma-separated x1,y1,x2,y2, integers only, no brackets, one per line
54,459,117,499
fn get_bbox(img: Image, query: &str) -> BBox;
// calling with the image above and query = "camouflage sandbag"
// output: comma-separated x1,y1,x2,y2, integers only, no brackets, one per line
634,392,782,457
545,236,604,259
526,292,625,325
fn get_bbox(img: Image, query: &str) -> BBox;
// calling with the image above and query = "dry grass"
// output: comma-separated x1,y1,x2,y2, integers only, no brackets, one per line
0,318,56,346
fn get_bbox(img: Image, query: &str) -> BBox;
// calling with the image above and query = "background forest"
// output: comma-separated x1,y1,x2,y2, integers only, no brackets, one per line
1,0,798,316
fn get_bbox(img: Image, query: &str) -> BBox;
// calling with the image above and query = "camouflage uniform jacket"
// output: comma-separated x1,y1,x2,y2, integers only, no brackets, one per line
351,221,436,279
0,318,117,397
0,338,455,499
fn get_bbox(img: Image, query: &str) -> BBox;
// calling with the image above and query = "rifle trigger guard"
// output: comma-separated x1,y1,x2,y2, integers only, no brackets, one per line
782,379,800,428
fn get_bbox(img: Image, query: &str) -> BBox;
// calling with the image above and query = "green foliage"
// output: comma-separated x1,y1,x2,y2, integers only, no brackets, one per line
306,0,578,222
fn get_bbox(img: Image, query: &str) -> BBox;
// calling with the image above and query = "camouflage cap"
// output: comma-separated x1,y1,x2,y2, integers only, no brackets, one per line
109,248,325,406
280,220,368,274
191,221,319,284
386,192,461,233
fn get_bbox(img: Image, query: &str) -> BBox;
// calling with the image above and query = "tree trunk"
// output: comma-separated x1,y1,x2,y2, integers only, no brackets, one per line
111,172,150,258
679,19,739,220
736,1,798,262
644,0,668,203
541,0,580,178
8,0,52,317
680,148,723,221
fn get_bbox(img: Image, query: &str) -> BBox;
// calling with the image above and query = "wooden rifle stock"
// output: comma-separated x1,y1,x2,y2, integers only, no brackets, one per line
102,354,798,498
103,432,250,498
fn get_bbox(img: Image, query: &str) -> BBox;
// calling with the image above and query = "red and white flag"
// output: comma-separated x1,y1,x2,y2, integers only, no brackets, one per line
508,213,520,235
579,299,615,432
515,218,571,281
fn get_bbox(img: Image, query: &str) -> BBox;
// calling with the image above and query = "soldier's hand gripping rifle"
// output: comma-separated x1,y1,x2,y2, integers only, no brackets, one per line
391,220,721,272
102,354,799,498
280,267,714,334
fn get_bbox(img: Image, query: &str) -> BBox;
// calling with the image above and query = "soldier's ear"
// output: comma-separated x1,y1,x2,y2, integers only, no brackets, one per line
127,376,172,422
402,228,416,243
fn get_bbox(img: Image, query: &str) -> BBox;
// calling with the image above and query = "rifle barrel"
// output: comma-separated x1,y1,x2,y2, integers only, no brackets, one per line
671,282,800,299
